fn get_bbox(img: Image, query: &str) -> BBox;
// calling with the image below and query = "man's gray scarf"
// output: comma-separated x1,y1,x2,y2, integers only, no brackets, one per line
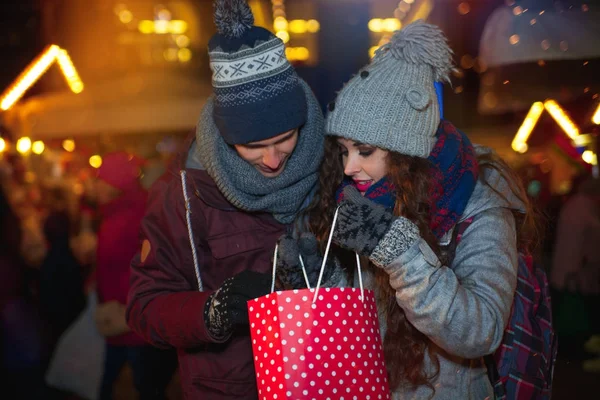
194,81,324,224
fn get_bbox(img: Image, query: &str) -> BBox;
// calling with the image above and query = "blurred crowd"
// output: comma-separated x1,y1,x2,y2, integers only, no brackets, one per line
0,148,176,400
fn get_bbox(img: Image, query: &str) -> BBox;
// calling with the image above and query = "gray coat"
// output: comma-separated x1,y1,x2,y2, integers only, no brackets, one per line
350,147,525,400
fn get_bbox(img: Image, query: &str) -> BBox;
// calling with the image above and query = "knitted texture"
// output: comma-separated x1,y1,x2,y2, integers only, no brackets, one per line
336,177,396,210
427,120,479,238
214,0,253,38
369,217,420,268
209,0,305,144
204,270,272,339
325,20,453,158
276,233,341,289
194,80,324,224
333,186,396,257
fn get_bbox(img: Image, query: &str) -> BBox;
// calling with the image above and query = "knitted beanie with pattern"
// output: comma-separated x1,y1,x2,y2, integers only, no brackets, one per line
325,20,453,158
209,0,306,145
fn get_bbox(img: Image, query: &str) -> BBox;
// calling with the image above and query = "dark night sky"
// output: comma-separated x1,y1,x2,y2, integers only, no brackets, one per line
0,0,43,96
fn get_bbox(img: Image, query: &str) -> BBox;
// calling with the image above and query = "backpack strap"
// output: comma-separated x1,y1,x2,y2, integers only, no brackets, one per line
441,217,473,267
484,353,500,389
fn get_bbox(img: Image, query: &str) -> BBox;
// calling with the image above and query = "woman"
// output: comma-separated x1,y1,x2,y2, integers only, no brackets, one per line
278,21,539,399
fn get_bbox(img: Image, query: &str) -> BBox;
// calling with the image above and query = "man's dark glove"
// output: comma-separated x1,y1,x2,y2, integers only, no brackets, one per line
276,232,342,289
333,185,396,257
203,270,271,339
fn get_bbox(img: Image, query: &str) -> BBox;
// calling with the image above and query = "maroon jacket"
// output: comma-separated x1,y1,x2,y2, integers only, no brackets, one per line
126,141,286,399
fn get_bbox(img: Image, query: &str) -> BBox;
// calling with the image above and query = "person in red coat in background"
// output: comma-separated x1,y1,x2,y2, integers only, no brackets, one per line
93,152,177,400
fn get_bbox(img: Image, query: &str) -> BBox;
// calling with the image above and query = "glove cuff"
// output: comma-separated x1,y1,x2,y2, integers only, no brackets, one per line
204,291,232,340
361,211,396,256
369,217,420,268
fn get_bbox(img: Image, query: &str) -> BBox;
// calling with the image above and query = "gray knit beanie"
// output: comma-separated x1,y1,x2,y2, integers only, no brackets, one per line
325,20,453,158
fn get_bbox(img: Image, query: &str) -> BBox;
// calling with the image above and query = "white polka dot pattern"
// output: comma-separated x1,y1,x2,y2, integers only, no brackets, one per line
248,288,390,399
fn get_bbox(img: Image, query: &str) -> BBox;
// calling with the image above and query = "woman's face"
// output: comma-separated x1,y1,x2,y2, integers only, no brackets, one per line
337,137,388,194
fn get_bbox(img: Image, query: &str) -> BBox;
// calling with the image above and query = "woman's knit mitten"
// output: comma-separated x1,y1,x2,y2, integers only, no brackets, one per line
333,186,396,256
275,234,302,289
334,185,421,268
297,232,341,287
276,233,340,289
369,217,420,268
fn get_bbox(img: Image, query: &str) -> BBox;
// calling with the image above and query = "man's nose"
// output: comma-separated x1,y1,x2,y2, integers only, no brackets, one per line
263,147,281,169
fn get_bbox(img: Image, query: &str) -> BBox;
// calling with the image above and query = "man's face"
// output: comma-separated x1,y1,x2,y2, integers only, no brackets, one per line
234,128,299,178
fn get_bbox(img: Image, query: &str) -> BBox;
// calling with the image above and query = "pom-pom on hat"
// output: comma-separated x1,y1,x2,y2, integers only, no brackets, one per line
208,0,307,145
325,20,453,158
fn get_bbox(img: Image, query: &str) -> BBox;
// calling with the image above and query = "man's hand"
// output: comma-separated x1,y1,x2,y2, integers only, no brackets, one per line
203,270,272,339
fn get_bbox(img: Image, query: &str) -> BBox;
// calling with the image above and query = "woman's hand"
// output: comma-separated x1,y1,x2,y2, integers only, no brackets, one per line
333,186,396,257
334,186,420,268
276,232,341,289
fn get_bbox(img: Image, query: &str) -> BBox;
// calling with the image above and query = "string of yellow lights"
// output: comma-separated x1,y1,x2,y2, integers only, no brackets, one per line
592,103,600,125
0,44,83,111
368,0,433,58
511,102,544,154
503,1,597,163
56,49,84,94
114,4,191,63
511,99,599,165
270,0,319,62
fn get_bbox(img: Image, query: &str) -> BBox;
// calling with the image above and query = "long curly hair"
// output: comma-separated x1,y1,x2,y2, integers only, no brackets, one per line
303,136,540,393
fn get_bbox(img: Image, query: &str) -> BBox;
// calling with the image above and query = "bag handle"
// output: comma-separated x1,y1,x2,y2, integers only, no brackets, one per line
270,244,312,293
313,207,364,303
269,207,364,303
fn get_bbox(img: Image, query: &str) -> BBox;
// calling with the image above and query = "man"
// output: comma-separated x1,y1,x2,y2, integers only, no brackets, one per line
125,1,324,398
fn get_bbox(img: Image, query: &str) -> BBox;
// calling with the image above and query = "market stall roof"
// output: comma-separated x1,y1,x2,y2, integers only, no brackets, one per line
2,71,212,138
477,4,600,115
480,5,600,68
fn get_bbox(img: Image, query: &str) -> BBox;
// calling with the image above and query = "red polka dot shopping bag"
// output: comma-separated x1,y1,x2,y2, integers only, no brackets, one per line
248,209,391,400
